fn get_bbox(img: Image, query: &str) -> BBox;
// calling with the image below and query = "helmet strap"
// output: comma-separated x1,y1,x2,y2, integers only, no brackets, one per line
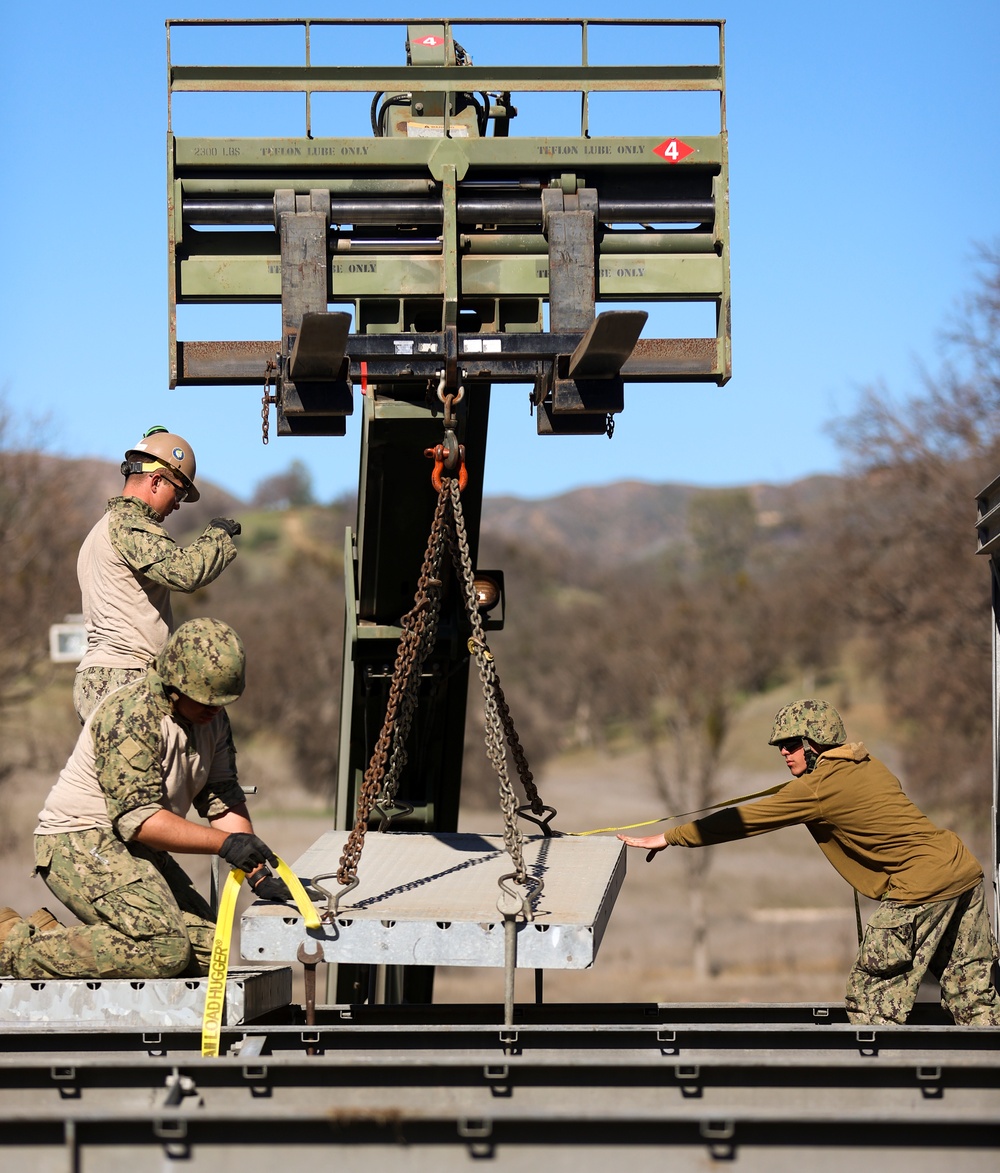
803,742,819,773
122,458,168,479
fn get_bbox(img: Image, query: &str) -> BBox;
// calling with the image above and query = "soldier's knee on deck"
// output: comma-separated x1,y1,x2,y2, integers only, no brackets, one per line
147,932,192,979
111,924,193,980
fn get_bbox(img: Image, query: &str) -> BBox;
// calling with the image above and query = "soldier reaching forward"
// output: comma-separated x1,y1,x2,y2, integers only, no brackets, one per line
0,619,290,980
73,426,242,723
619,699,1000,1025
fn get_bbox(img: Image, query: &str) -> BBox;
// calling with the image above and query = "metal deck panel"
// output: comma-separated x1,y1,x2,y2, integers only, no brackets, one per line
0,967,291,1029
241,831,625,968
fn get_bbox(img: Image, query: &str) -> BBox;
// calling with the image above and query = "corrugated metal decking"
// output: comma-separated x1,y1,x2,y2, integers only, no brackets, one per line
241,831,626,969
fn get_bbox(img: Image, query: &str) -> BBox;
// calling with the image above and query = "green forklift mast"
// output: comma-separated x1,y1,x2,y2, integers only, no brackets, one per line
167,17,729,997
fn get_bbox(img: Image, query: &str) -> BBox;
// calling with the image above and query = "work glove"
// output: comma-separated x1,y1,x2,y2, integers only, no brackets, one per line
210,517,242,537
248,870,293,902
218,832,277,873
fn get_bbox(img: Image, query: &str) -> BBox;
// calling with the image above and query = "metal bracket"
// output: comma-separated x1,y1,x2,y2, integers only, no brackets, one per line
541,186,598,334
273,189,350,437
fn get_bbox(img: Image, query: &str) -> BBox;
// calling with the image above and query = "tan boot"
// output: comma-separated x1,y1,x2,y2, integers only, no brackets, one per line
0,907,23,949
27,908,62,933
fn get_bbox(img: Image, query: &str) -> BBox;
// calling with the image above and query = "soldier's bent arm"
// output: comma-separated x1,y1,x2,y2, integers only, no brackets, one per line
112,515,237,593
133,808,231,855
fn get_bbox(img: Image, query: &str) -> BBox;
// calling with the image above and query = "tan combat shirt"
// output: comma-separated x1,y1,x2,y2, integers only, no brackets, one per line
663,742,982,904
36,672,245,842
76,496,236,672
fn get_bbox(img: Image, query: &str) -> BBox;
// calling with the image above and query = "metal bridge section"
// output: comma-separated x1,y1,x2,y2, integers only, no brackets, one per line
241,832,625,970
0,1004,997,1169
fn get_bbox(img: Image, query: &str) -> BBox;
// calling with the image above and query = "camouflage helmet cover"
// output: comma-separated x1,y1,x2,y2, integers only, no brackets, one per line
157,618,245,706
122,425,200,502
768,699,847,748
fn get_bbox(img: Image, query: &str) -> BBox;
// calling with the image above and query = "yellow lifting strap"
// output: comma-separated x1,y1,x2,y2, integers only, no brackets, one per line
567,781,787,837
201,857,321,1058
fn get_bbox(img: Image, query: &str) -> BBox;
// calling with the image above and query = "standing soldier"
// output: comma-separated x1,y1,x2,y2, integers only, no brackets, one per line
619,699,1000,1025
73,426,243,723
0,618,290,980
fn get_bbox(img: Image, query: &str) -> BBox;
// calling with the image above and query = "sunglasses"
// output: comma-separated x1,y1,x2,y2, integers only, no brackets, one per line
774,737,804,753
155,472,189,502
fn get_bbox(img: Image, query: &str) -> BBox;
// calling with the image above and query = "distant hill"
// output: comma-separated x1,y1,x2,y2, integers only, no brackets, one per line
482,474,843,567
46,453,842,567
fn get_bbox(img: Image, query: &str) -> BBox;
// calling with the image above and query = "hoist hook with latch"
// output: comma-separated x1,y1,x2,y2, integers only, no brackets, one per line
424,370,468,490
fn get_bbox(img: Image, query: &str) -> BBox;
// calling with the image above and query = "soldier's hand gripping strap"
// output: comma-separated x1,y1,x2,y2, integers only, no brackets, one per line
201,858,320,1057
248,869,293,902
218,832,276,872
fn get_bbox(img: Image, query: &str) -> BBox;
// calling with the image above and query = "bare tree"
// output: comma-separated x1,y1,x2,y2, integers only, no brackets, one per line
177,504,349,794
0,401,89,714
251,459,316,510
828,243,1000,807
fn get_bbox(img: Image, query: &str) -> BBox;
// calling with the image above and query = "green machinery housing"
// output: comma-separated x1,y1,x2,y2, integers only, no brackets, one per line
167,16,730,851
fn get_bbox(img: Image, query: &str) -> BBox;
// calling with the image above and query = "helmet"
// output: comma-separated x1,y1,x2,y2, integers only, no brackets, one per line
157,618,245,705
768,699,846,748
121,425,200,502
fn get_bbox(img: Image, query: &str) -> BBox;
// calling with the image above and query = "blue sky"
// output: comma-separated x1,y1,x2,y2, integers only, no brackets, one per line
2,1,998,504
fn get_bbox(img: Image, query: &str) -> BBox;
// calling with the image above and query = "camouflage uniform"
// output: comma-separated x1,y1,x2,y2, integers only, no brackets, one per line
0,830,215,979
74,496,237,722
664,699,1000,1025
0,653,244,981
846,882,1000,1025
73,666,145,724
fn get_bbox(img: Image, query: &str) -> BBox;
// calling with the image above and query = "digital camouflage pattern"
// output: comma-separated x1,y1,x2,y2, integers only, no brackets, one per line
0,829,215,979
88,672,242,837
845,882,1000,1025
73,666,145,724
768,698,847,747
156,618,246,705
107,496,235,592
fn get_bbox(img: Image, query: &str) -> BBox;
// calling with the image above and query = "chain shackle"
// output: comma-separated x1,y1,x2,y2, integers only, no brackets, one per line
424,442,469,492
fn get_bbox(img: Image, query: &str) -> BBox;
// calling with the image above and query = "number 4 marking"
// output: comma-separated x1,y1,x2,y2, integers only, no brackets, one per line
653,138,695,164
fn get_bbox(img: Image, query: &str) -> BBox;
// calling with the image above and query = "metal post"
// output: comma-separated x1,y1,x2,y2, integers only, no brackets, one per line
502,914,517,1037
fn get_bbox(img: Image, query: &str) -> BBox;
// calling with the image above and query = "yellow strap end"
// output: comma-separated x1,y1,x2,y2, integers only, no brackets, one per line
274,856,323,930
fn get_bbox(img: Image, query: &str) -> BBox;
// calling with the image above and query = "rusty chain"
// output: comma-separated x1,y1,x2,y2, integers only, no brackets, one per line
443,480,543,816
379,515,448,819
446,477,531,885
335,486,450,887
334,444,548,904
261,360,278,445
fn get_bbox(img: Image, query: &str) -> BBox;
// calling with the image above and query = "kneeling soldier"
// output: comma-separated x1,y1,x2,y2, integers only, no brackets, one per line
1,618,289,980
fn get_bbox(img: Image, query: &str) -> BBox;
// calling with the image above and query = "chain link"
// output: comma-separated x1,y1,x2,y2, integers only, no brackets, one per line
446,478,529,885
261,360,277,445
336,486,450,885
335,453,547,899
